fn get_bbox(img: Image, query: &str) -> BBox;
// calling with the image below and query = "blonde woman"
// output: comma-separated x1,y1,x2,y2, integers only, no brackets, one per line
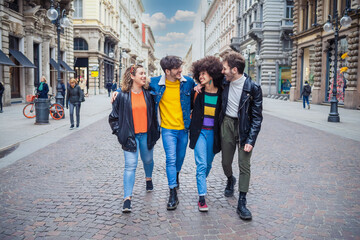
37,76,49,99
66,78,82,129
109,65,160,213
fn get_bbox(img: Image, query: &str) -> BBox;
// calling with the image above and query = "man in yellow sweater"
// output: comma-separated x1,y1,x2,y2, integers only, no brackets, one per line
150,56,195,210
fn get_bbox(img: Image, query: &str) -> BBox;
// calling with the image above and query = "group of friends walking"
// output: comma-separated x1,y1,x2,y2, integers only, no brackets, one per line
109,51,263,220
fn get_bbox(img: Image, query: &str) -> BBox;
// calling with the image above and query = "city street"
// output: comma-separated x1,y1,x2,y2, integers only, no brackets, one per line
0,98,359,239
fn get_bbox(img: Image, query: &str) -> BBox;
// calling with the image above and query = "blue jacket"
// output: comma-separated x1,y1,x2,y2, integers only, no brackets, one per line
149,75,195,130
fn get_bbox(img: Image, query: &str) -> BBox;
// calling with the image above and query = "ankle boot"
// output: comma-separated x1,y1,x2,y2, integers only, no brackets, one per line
224,175,236,197
176,172,180,190
167,188,179,210
237,192,252,220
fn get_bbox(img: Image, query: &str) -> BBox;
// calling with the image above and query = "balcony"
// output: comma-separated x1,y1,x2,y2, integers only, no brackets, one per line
281,18,293,31
230,37,243,52
130,15,136,24
248,21,263,42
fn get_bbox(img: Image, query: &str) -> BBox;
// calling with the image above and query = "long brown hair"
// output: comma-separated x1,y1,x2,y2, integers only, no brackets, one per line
120,64,149,92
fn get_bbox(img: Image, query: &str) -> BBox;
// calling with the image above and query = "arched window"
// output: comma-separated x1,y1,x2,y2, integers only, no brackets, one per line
74,38,88,50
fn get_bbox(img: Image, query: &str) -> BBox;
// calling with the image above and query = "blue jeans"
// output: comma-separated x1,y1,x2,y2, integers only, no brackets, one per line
69,102,80,125
123,133,154,199
194,129,215,196
161,128,188,189
303,96,309,108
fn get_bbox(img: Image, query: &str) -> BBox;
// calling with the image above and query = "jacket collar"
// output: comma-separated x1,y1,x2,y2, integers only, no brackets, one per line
158,74,187,85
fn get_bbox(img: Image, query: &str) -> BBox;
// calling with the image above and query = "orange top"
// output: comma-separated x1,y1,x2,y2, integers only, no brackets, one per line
131,90,147,134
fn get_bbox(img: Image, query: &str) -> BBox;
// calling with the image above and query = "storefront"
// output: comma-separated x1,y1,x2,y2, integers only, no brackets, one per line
300,45,315,98
278,67,291,94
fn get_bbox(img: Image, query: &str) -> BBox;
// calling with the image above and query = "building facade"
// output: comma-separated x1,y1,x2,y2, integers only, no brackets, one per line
291,0,360,109
219,0,238,57
141,23,156,77
204,0,221,57
231,0,294,96
183,44,192,76
0,0,74,106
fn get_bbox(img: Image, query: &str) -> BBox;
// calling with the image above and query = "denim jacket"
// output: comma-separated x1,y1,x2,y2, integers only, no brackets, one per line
149,75,195,130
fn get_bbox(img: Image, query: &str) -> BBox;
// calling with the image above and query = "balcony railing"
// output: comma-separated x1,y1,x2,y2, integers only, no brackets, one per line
249,21,263,30
281,18,293,27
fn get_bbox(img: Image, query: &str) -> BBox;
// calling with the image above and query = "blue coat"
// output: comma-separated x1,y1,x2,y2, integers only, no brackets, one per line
149,75,195,130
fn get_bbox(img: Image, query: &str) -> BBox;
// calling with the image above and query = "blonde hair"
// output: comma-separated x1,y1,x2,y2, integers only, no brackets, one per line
41,76,47,83
69,78,77,84
120,65,149,92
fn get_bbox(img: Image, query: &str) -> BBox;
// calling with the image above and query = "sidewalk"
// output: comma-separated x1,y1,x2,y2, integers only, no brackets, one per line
0,94,113,169
263,98,360,142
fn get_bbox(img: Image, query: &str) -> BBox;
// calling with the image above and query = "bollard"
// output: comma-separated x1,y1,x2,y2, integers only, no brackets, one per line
34,98,50,125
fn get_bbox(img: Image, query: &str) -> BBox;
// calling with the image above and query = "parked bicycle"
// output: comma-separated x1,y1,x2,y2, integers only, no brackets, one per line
23,93,64,120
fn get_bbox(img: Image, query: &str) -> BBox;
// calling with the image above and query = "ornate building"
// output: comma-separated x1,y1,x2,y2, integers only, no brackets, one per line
231,0,294,95
141,23,156,77
291,0,359,109
0,0,74,106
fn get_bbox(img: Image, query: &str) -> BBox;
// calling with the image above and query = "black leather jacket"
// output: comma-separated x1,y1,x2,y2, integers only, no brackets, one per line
219,75,263,147
109,89,160,152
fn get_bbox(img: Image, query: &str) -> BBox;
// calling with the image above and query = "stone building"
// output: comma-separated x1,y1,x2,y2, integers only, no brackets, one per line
231,0,294,95
204,0,221,57
291,0,359,109
183,44,193,76
0,0,74,106
72,0,144,95
141,23,156,77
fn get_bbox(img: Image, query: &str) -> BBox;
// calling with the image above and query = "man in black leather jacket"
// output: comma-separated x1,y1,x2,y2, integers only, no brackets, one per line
219,52,263,220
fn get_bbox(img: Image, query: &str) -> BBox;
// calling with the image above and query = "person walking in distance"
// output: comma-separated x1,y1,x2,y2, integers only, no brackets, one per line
189,56,223,212
109,65,160,212
66,78,82,129
37,76,49,99
0,81,4,113
106,81,112,97
301,81,311,109
220,52,263,220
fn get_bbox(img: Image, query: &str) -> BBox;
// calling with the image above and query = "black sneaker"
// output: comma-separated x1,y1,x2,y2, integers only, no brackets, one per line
146,180,153,192
224,176,236,197
76,123,79,128
70,124,74,129
122,199,131,213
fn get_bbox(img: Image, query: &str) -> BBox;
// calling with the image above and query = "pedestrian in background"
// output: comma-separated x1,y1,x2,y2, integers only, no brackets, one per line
37,76,49,99
79,78,87,97
111,80,117,92
109,65,160,213
189,56,223,212
220,52,263,220
66,78,82,129
106,81,112,97
0,81,4,113
301,81,311,109
60,80,66,106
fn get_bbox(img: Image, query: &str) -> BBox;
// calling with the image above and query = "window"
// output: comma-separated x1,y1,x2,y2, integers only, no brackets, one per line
8,0,19,12
283,39,292,50
286,1,294,19
74,0,83,18
245,0,247,10
244,19,247,35
74,38,88,50
254,10,257,21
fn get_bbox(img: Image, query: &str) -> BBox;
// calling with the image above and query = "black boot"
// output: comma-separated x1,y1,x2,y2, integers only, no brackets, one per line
167,188,179,210
176,172,180,190
237,192,252,220
224,175,236,197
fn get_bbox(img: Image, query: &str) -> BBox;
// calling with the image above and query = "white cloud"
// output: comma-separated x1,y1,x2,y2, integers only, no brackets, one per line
172,10,197,22
157,32,186,42
142,12,169,30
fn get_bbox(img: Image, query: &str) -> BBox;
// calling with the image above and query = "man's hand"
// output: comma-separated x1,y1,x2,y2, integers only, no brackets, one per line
244,144,253,152
194,84,203,93
111,91,118,103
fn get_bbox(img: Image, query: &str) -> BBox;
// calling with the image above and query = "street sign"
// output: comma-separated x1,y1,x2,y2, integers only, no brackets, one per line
91,71,99,77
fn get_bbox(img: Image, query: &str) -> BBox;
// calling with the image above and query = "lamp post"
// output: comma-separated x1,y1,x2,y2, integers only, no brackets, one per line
243,44,251,76
323,0,352,122
47,0,70,107
119,48,128,83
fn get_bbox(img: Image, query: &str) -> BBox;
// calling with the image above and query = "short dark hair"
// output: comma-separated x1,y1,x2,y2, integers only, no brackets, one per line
191,56,224,89
222,52,245,74
160,56,183,72
305,81,309,84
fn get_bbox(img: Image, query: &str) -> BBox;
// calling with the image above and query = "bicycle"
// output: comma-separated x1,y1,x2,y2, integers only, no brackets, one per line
23,93,64,120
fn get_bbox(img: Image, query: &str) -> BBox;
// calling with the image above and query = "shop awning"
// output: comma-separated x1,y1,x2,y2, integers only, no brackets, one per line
59,60,75,73
0,49,15,66
50,58,64,72
9,49,36,68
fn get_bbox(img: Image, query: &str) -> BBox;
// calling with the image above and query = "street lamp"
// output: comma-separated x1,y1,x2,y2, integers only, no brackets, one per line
243,44,251,76
323,0,352,122
47,0,70,107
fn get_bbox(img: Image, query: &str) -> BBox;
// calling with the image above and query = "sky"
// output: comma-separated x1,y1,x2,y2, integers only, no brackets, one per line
142,0,201,59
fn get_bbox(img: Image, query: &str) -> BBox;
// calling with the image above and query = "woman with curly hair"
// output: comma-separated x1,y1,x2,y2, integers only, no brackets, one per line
189,56,224,212
109,65,160,213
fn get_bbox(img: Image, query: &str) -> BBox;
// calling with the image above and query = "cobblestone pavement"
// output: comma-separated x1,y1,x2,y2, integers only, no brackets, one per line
0,114,359,240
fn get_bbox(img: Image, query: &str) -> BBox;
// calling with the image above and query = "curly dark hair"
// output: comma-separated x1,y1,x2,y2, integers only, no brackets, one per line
222,52,245,74
191,56,224,88
160,55,183,72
